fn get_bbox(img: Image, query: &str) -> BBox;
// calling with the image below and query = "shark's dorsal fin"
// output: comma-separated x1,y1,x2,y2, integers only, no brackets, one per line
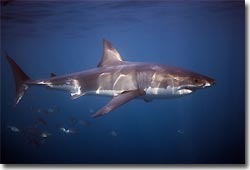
50,73,57,77
97,39,123,67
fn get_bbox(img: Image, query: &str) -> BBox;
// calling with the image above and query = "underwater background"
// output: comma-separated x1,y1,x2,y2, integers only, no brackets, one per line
1,0,245,164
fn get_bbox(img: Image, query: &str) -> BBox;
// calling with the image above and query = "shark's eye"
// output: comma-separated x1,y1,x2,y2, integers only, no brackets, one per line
194,78,199,83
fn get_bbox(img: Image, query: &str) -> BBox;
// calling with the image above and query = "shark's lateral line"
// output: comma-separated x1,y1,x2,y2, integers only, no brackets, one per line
6,39,215,118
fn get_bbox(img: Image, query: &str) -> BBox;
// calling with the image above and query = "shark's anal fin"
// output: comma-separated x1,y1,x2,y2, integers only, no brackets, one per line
144,98,152,102
70,93,85,100
92,90,144,118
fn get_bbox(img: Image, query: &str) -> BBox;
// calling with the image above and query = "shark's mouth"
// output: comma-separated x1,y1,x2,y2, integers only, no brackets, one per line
178,83,208,94
178,85,199,91
176,84,199,95
179,81,214,93
182,87,196,92
202,82,214,88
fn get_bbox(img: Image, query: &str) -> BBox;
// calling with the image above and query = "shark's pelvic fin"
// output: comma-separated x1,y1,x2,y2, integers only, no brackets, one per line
5,54,31,105
92,90,144,118
97,39,123,67
70,92,85,100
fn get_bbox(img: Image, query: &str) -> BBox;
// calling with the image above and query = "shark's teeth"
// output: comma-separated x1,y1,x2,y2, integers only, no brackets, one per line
203,82,211,87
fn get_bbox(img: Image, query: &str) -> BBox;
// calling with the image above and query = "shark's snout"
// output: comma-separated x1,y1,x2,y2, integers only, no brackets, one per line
202,77,216,88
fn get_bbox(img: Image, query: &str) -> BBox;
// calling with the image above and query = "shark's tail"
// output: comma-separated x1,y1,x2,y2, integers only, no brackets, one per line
5,54,31,105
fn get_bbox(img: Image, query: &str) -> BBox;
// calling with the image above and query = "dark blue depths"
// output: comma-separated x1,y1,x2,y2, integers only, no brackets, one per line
1,1,245,164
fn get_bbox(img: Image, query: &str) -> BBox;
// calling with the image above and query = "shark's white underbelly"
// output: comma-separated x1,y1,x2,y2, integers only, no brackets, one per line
86,90,124,97
37,79,192,99
143,86,192,99
84,86,192,99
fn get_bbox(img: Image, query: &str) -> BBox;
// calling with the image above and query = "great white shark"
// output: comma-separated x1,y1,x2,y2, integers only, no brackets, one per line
6,39,215,118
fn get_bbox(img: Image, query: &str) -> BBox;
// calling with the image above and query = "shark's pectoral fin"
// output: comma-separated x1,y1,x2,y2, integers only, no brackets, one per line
92,89,145,118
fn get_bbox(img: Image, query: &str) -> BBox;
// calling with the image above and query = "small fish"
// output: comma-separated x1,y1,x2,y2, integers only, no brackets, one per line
22,127,49,148
110,130,117,137
45,106,59,114
60,127,75,134
36,118,48,126
40,132,51,138
78,120,92,126
177,129,184,134
7,126,20,132
47,108,54,113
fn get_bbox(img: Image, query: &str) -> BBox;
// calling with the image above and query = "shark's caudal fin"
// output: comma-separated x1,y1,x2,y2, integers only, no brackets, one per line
5,54,31,105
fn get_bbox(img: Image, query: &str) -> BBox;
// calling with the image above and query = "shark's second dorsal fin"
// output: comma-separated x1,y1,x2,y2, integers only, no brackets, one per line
50,73,57,77
97,39,123,67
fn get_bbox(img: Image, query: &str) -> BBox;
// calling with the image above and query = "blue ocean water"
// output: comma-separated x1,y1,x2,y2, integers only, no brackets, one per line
1,1,245,164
